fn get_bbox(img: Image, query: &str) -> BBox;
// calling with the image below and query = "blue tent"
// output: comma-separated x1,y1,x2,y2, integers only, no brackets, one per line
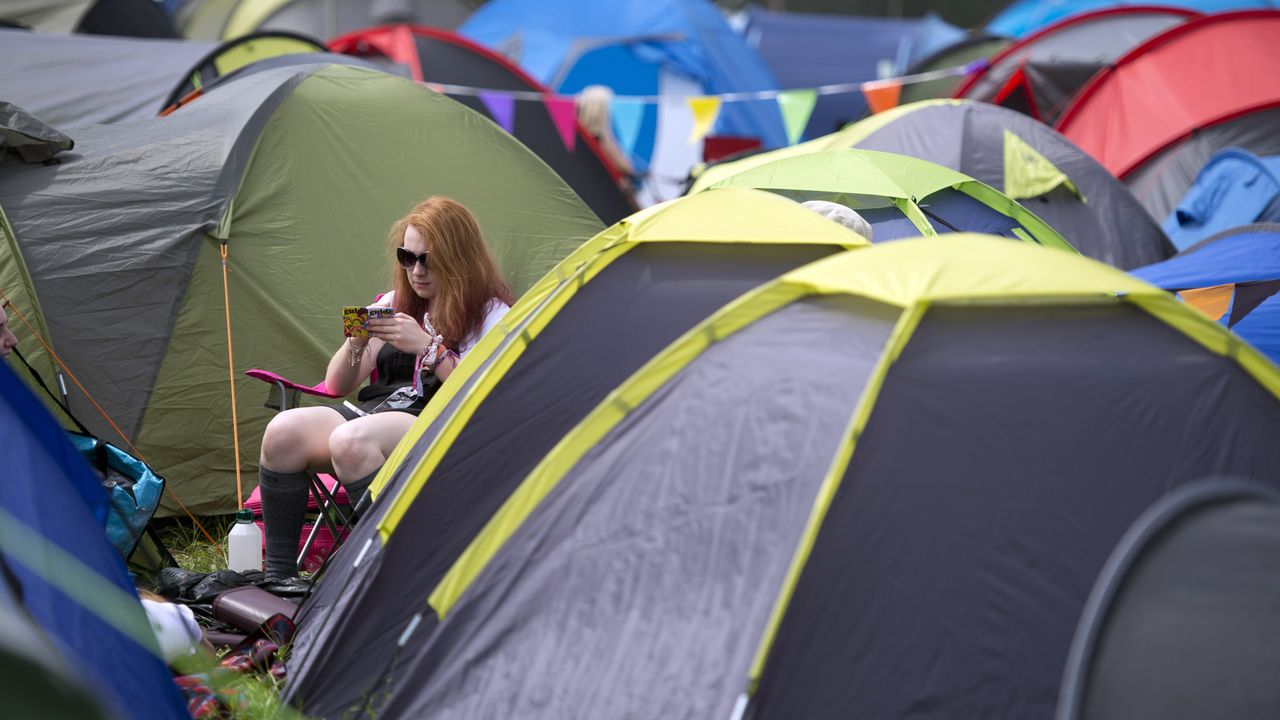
741,10,963,141
987,0,1276,37
1164,148,1280,251
0,361,186,719
1132,224,1280,364
461,0,787,198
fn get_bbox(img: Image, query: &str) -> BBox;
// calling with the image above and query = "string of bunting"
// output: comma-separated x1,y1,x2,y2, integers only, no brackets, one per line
425,59,988,153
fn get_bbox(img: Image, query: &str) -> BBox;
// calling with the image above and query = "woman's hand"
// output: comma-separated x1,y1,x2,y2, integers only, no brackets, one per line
368,313,438,355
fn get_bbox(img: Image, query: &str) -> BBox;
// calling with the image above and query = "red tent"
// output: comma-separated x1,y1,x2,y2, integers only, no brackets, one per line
954,5,1199,124
1056,10,1280,180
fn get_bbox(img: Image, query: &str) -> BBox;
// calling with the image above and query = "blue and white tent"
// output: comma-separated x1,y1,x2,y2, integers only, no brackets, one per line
1132,224,1280,365
1163,148,1280,251
0,361,186,719
462,0,786,203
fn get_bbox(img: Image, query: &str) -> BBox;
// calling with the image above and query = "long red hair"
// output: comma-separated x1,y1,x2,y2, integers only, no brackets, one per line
387,197,513,349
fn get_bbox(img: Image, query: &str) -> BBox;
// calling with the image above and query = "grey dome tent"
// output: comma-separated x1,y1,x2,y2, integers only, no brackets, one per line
1057,481,1280,720
0,63,601,515
298,235,1280,719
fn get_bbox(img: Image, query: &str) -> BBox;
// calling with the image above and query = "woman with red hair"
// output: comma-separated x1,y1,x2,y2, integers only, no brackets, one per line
257,196,513,587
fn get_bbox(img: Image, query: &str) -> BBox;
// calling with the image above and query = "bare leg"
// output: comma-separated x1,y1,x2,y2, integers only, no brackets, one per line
328,411,417,482
259,406,347,474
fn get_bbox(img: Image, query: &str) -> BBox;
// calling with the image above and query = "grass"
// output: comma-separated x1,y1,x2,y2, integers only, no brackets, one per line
142,517,304,720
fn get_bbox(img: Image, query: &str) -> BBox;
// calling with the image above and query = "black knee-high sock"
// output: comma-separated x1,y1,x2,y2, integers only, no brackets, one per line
258,466,310,581
341,470,379,518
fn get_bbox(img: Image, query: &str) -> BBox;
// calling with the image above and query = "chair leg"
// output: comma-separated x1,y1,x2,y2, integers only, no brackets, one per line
296,473,355,569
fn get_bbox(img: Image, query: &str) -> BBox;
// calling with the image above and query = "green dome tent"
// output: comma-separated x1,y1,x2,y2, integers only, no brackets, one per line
282,187,870,718
696,147,1072,252
693,100,1167,269
0,63,601,515
379,235,1280,719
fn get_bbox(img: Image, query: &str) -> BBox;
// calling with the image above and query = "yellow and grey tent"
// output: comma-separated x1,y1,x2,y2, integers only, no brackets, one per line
0,63,600,515
696,147,1074,253
282,187,869,717
692,99,1171,269
318,235,1280,719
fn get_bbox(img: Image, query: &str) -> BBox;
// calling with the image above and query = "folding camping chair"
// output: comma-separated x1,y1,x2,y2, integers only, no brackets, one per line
244,369,368,571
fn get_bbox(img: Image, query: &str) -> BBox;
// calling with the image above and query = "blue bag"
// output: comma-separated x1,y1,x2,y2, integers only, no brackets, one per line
68,433,166,559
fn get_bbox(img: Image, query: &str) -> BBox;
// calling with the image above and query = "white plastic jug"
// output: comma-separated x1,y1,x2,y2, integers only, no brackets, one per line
227,508,263,572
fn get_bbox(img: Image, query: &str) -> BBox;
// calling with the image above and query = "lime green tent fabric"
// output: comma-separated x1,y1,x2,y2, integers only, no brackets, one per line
696,148,1073,252
0,63,600,515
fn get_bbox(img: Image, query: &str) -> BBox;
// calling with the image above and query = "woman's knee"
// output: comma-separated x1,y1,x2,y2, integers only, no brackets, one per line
261,409,325,467
328,421,377,470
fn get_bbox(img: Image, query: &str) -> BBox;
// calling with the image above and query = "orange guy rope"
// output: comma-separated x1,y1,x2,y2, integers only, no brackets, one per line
220,242,244,509
1,292,221,549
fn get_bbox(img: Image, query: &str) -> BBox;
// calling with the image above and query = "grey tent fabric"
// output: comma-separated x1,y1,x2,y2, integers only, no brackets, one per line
379,297,899,720
961,9,1191,124
1126,107,1280,222
255,0,473,37
1057,483,1280,720
0,0,92,32
0,65,311,451
0,103,73,164
747,304,1280,720
0,29,214,127
853,102,1173,268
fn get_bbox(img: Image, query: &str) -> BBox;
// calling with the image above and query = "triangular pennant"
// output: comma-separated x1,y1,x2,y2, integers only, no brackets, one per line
611,97,645,160
478,91,516,134
1003,129,1084,202
861,79,902,115
776,89,817,145
543,95,578,151
1228,279,1280,327
686,96,721,145
1178,284,1235,322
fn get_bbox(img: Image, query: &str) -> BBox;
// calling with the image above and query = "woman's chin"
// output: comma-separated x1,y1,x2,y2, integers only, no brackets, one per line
412,284,435,299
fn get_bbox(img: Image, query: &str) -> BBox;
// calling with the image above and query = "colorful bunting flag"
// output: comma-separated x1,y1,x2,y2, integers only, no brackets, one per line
543,96,578,152
1178,284,1235,321
611,97,645,160
776,89,818,146
478,91,516,135
686,96,721,145
1229,280,1280,327
862,79,903,115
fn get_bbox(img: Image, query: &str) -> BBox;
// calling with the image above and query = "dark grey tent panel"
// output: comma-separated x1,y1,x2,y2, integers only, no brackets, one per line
1126,106,1280,222
0,103,73,164
284,241,842,717
1058,483,1280,720
257,0,472,36
0,29,215,127
379,297,901,719
748,304,1280,720
77,0,179,38
0,65,313,447
854,102,1173,268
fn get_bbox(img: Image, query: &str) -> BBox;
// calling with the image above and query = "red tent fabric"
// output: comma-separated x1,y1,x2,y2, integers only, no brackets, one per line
1056,10,1280,178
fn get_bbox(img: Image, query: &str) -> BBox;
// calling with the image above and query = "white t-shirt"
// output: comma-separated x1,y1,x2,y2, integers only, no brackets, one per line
460,299,510,357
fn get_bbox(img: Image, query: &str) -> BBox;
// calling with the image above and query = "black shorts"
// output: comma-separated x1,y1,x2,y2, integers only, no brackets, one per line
330,396,428,421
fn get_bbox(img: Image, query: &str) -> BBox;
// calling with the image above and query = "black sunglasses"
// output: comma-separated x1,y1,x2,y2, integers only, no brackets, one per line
396,247,430,271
